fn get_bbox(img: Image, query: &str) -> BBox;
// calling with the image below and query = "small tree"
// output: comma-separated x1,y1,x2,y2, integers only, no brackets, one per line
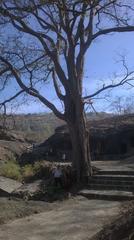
110,96,124,115
0,0,134,181
109,95,134,115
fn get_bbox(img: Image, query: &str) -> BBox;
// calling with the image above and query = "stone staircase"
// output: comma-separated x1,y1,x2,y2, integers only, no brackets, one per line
78,170,134,201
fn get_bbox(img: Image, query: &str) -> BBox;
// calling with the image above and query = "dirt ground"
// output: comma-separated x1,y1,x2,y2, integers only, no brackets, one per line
91,201,134,240
0,197,59,225
0,196,121,240
0,158,134,240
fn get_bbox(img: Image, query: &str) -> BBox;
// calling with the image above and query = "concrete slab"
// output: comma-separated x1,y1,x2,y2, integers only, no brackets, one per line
0,197,121,240
0,176,22,194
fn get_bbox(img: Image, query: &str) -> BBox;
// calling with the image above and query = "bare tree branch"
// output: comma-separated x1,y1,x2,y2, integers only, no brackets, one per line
0,90,24,106
93,26,134,40
0,56,65,120
52,69,65,101
84,73,134,100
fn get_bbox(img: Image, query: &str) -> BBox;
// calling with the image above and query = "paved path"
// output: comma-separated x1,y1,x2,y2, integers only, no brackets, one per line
0,197,121,240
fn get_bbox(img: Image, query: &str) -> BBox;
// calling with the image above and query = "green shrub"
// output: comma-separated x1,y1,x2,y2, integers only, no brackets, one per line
0,161,22,181
22,162,52,181
0,160,51,182
33,162,42,173
21,164,34,180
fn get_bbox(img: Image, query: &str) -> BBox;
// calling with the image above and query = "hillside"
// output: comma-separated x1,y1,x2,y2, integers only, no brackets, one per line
0,112,130,162
0,113,65,143
33,113,134,162
0,112,115,165
0,128,28,165
0,112,112,143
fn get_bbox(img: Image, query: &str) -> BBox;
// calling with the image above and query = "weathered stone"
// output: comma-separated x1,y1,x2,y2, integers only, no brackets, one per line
23,114,134,162
0,176,22,196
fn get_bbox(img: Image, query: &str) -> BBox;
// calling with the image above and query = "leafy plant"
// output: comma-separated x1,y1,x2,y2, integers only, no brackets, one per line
0,161,22,181
21,164,35,180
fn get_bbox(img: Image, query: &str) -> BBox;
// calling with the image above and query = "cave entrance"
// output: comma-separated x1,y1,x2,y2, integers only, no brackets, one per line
130,136,134,147
120,143,127,154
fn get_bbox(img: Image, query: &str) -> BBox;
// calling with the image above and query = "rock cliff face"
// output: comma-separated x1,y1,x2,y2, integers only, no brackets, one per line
24,114,134,162
0,128,28,164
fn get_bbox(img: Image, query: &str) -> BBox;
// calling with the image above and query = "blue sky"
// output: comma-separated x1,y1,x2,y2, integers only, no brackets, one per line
29,32,134,113
83,32,134,112
1,2,134,115
2,31,134,114
86,32,134,80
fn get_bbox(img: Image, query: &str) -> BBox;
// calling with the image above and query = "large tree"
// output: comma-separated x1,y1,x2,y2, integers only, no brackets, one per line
0,0,134,181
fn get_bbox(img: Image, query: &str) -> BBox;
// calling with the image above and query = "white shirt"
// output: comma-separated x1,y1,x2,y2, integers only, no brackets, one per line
62,154,66,160
53,168,62,178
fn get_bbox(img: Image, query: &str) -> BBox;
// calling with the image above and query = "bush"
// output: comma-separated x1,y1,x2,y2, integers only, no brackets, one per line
33,162,42,173
21,162,52,182
0,161,22,181
33,162,51,178
0,160,52,182
21,164,34,180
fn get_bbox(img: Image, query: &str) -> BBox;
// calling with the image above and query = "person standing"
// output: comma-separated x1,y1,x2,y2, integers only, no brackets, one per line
52,165,63,187
62,153,66,162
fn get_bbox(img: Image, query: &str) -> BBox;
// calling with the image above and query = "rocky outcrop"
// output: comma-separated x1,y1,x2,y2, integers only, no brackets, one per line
0,176,22,197
0,128,28,164
13,180,44,200
23,114,134,161
0,129,25,142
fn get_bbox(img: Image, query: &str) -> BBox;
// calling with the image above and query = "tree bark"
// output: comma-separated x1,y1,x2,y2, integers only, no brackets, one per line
65,95,92,182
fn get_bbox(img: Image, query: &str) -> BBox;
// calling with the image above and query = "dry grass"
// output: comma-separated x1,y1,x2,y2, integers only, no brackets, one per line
0,197,56,225
0,160,22,181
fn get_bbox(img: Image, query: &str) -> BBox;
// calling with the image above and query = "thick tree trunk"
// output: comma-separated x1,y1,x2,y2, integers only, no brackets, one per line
65,95,92,182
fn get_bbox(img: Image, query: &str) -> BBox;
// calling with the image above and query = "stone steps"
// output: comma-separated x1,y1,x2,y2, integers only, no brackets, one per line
78,189,134,201
93,175,134,181
90,179,134,186
90,177,134,186
98,170,134,175
88,183,134,191
78,170,134,201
